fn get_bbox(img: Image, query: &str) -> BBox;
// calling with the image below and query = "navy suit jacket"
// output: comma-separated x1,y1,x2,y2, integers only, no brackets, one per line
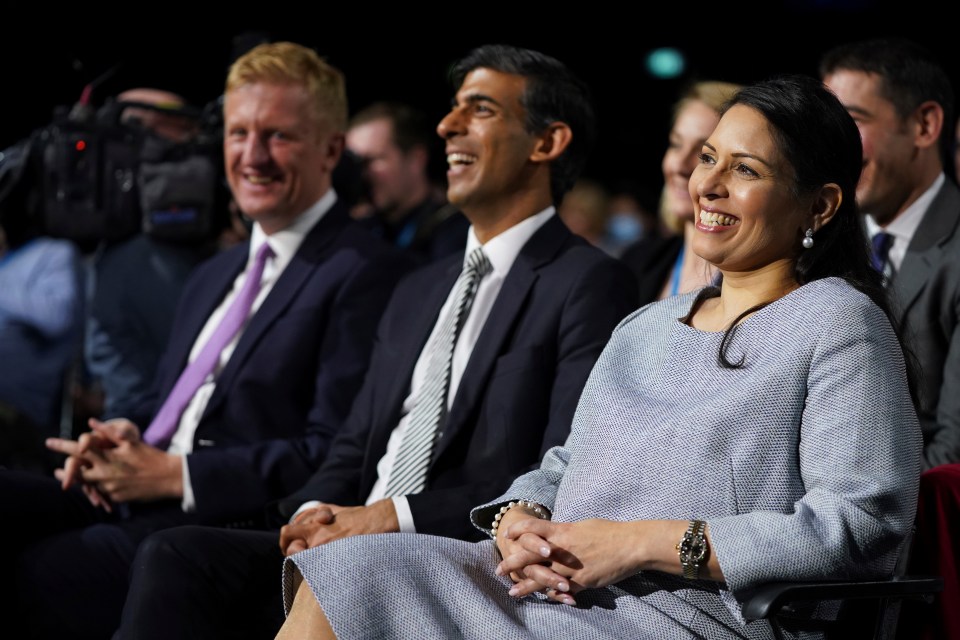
276,214,639,539
142,200,413,524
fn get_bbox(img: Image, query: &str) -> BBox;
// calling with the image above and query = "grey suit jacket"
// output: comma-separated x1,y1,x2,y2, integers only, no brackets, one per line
892,177,960,469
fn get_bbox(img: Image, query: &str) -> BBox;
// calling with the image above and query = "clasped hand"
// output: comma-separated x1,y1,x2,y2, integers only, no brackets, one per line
45,418,183,510
496,516,645,606
279,499,401,557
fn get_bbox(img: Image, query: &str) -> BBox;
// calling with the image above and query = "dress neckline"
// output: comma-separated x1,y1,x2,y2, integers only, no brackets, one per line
673,277,840,336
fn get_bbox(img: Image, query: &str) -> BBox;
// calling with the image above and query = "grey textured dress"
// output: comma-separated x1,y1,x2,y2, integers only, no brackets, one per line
283,277,922,639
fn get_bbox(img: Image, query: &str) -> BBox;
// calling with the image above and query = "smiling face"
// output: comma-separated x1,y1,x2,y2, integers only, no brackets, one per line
662,99,722,225
823,69,916,226
224,81,341,234
688,105,813,274
436,68,542,218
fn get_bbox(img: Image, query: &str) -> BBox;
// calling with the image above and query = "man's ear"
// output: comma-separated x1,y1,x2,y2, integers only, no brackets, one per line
912,100,944,151
811,182,843,231
530,122,572,164
322,133,345,172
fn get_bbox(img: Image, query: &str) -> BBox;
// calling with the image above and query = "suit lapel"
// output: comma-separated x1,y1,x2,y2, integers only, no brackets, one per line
202,202,350,416
358,257,462,491
434,215,571,460
158,247,247,401
892,181,960,323
394,259,463,404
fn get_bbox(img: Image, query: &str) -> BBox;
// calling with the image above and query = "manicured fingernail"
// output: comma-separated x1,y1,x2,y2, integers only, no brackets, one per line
539,546,550,557
494,565,504,576
508,586,520,597
563,596,576,606
557,581,569,592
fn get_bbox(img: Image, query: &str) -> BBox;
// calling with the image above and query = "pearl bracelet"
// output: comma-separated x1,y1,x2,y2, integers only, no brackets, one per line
489,500,549,539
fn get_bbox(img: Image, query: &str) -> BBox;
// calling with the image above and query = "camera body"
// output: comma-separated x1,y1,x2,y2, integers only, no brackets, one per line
1,96,226,250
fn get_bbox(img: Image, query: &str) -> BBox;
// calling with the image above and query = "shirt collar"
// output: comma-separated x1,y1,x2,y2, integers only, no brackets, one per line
463,206,555,276
249,189,337,269
865,173,944,246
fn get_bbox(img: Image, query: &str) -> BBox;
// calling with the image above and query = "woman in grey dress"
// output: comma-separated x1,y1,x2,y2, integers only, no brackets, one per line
276,75,922,639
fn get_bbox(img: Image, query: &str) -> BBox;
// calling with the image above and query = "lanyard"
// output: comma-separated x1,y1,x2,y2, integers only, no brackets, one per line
669,244,684,297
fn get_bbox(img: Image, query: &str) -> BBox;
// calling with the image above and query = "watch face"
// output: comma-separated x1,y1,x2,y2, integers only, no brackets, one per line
679,535,707,563
689,538,708,562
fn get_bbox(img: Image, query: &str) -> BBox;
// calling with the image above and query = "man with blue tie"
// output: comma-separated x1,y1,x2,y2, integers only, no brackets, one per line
113,44,638,640
0,41,411,639
822,38,960,470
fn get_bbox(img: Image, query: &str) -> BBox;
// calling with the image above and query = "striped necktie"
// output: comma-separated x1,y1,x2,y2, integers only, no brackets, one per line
384,247,492,496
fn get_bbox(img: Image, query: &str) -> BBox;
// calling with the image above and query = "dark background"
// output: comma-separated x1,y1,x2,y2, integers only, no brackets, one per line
6,3,956,200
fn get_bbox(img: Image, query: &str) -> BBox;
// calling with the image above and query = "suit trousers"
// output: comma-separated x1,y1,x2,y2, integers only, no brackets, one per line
116,527,285,640
0,470,199,639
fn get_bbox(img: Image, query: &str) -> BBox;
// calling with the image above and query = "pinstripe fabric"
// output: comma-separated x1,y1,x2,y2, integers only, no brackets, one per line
285,278,921,639
383,247,492,497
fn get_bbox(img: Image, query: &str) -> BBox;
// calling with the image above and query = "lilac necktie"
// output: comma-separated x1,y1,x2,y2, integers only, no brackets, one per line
142,241,275,449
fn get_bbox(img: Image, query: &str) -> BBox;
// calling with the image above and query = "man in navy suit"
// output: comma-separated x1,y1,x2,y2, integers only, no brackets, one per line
0,42,410,639
114,44,638,640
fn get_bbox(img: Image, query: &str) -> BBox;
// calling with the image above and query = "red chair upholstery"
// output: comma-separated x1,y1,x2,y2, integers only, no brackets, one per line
901,464,960,640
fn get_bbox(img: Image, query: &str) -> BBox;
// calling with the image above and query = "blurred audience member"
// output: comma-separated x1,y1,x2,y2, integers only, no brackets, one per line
557,178,610,249
620,81,741,305
347,101,468,263
0,143,84,472
85,89,217,421
953,113,960,185
603,180,658,257
822,38,960,470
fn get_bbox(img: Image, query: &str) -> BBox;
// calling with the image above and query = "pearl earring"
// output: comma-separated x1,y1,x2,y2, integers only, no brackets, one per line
802,228,814,249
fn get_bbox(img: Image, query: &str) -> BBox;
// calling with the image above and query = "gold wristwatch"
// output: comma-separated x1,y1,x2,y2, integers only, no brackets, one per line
676,519,708,580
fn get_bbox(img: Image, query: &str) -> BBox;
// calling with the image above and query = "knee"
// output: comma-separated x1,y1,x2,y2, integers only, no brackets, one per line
132,525,209,573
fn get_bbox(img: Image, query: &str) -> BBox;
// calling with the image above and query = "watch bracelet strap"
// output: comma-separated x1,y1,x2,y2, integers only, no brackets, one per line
680,519,707,580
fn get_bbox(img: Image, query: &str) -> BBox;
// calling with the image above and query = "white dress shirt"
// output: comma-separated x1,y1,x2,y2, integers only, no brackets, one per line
171,189,337,511
293,206,556,531
865,173,944,272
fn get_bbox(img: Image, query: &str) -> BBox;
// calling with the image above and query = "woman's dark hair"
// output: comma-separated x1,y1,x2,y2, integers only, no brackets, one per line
700,75,917,397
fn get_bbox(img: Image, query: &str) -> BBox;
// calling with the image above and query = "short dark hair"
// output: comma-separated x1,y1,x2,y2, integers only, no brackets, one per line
450,44,596,206
819,37,955,165
349,101,432,154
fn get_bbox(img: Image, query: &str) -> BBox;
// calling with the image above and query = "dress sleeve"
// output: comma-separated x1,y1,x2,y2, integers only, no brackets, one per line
469,443,571,535
706,299,923,593
467,302,653,536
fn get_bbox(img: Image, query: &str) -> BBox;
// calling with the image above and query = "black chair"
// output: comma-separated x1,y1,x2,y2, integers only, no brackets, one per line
739,528,942,640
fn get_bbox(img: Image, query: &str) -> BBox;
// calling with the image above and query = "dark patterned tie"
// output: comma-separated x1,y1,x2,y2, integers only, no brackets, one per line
384,247,492,496
870,232,894,274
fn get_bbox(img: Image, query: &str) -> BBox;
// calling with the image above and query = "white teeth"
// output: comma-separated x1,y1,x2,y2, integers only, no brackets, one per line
247,175,273,185
699,211,739,226
447,153,477,166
